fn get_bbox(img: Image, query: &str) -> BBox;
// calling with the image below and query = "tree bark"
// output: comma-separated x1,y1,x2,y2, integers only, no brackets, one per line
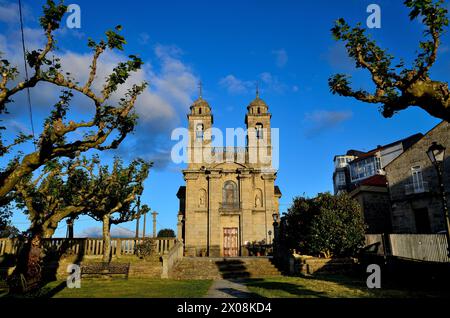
102,214,112,263
8,227,44,293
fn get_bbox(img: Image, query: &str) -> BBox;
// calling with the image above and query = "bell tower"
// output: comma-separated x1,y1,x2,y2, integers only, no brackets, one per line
187,82,213,168
245,88,272,168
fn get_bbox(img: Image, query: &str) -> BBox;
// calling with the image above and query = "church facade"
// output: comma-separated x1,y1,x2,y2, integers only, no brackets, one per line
176,92,281,257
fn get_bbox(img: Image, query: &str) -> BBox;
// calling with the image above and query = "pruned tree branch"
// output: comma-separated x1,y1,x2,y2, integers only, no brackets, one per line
0,1,147,200
329,0,450,121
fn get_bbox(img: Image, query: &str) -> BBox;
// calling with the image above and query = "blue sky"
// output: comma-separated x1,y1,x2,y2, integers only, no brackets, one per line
0,0,445,237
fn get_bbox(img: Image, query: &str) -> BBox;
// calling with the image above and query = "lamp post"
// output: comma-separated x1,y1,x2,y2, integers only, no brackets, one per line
427,142,450,258
272,213,279,257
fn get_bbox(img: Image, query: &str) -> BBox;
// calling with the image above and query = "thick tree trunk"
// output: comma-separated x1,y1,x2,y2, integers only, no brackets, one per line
102,214,112,263
8,228,44,293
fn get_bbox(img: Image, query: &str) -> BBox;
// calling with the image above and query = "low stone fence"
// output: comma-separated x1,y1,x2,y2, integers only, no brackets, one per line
161,240,184,279
288,255,356,276
0,237,176,257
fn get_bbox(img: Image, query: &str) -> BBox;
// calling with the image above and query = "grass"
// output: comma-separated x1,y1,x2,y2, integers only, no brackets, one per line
1,278,212,298
1,273,448,298
244,274,450,298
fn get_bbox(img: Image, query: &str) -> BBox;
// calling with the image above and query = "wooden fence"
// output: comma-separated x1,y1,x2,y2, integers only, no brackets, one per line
0,237,176,257
364,234,450,263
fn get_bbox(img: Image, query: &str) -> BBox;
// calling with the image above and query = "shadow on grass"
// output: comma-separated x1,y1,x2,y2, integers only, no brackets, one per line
216,286,262,298
244,278,327,298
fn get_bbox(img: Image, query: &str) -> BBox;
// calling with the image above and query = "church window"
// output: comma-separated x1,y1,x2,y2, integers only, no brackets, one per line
199,108,202,114
223,181,238,207
196,123,204,140
256,123,263,139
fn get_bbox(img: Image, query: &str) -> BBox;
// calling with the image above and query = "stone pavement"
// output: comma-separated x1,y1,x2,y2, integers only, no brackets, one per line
205,279,257,298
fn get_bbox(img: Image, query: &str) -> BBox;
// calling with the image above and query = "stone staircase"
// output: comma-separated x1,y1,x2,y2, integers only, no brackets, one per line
170,257,282,280
129,259,162,278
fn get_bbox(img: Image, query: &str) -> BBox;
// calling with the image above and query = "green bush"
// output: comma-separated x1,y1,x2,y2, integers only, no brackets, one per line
283,192,366,258
134,238,156,258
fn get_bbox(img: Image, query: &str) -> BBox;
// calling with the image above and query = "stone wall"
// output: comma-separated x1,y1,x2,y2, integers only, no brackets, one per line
385,122,450,233
351,186,392,233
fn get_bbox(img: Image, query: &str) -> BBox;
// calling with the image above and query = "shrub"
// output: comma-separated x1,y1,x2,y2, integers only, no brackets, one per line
134,238,157,258
283,192,366,258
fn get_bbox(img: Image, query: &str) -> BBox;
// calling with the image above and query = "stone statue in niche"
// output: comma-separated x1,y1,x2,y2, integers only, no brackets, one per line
255,193,262,208
199,190,206,207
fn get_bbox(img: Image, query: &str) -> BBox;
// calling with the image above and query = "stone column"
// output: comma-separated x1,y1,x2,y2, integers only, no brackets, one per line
152,211,158,238
262,172,276,243
238,169,253,256
177,213,184,242
208,170,222,257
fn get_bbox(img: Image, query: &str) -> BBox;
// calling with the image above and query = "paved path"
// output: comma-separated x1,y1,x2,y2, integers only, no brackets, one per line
205,279,255,298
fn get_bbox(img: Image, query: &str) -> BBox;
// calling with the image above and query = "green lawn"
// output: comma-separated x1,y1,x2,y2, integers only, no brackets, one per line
244,275,450,298
2,274,448,298
1,278,212,298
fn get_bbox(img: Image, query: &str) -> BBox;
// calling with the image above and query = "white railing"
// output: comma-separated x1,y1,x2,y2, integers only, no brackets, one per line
0,237,177,257
405,182,430,195
161,240,184,279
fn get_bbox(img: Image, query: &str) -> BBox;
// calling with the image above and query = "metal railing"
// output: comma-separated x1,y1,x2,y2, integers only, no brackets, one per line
405,182,430,195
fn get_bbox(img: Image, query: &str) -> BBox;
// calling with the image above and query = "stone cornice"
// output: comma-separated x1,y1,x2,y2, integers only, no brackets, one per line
261,173,277,181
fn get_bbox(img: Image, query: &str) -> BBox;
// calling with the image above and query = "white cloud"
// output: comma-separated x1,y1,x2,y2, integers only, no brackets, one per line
1,17,199,170
259,72,287,93
78,226,135,238
219,74,253,94
304,110,353,137
322,42,355,71
0,1,27,24
272,49,288,68
138,32,150,45
220,72,288,95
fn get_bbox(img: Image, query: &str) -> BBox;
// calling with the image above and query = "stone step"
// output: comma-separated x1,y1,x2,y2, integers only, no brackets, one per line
170,257,283,279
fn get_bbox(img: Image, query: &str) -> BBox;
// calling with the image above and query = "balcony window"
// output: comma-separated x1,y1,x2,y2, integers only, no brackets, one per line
350,157,378,182
411,166,424,192
336,172,346,186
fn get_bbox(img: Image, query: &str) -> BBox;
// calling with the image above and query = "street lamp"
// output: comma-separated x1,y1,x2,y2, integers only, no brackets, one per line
272,213,278,224
427,142,450,258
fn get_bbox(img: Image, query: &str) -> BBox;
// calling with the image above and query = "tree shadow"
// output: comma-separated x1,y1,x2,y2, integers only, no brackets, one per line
243,278,328,298
2,238,86,297
215,259,251,279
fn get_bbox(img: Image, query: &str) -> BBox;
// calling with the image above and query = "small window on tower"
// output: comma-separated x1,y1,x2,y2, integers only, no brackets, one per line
256,123,263,139
199,108,202,114
257,107,261,114
196,124,204,140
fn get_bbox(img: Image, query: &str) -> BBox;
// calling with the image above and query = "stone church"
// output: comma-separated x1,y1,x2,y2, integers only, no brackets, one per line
177,91,281,257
